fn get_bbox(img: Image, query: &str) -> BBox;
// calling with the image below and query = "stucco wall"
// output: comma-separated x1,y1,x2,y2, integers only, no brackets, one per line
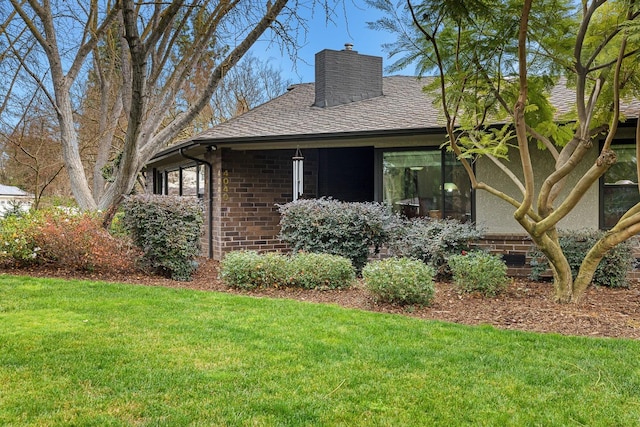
475,144,599,234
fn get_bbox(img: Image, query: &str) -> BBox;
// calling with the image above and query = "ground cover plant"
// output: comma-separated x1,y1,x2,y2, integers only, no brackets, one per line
1,275,640,425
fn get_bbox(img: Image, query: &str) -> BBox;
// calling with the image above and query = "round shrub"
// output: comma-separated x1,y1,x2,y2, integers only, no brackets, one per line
287,252,355,290
220,251,288,290
448,251,510,297
362,257,435,306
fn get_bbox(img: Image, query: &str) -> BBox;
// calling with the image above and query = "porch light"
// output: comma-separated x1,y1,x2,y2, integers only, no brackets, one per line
293,147,304,201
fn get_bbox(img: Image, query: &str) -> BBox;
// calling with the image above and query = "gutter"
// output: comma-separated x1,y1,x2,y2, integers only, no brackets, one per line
179,146,216,259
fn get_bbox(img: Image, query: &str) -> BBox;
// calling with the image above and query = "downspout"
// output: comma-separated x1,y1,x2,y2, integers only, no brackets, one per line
180,146,216,259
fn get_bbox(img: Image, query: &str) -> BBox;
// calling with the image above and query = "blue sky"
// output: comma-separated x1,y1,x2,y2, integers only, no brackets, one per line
250,0,410,83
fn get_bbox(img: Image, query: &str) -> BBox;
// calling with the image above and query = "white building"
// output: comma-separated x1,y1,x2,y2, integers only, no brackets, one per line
0,184,34,216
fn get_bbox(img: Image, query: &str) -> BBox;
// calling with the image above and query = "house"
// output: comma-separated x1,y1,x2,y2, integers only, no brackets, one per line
145,45,639,273
0,184,34,216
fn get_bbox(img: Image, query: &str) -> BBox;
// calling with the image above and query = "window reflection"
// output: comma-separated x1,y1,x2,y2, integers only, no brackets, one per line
602,143,640,228
382,150,471,221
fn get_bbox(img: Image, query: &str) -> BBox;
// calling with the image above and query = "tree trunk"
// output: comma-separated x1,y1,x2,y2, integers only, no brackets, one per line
58,100,98,210
532,234,574,303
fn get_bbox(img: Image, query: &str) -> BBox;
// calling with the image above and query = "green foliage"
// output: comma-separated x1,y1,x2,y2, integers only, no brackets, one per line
122,195,204,281
0,211,42,264
362,257,435,306
286,252,355,290
0,209,139,272
107,210,129,239
387,218,484,278
448,251,510,297
529,230,635,288
278,198,400,272
219,250,355,290
219,251,289,290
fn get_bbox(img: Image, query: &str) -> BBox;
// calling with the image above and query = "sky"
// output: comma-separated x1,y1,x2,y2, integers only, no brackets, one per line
249,0,410,83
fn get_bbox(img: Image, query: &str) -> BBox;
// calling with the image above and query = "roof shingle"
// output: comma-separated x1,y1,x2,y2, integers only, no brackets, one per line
192,75,639,143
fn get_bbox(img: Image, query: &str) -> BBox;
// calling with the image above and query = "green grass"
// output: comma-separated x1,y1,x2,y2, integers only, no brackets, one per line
1,275,640,426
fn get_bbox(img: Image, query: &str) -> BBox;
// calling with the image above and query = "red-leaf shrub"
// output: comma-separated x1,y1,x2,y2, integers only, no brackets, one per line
15,209,141,273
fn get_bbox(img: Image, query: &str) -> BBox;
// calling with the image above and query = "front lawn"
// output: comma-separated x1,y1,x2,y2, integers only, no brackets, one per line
1,275,639,425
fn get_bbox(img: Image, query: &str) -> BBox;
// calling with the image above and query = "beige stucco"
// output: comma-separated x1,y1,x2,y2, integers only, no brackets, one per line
475,142,600,234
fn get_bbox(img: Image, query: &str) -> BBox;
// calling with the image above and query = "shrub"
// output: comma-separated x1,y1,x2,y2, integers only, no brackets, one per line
122,195,204,281
529,229,635,288
0,211,42,265
287,252,355,290
278,198,400,272
362,257,435,306
387,218,484,278
448,251,510,297
220,251,355,290
0,209,140,273
219,251,289,290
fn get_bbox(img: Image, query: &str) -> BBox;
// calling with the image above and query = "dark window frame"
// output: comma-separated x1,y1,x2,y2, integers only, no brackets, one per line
599,138,639,229
374,146,475,222
153,162,203,198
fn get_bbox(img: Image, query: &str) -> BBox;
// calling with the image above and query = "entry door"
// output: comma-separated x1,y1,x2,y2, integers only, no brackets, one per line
318,147,375,202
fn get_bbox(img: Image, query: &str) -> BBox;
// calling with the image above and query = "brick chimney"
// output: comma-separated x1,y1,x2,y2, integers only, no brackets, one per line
313,44,383,108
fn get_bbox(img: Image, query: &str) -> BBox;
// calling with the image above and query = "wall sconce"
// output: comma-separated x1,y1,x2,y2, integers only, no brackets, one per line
292,147,304,201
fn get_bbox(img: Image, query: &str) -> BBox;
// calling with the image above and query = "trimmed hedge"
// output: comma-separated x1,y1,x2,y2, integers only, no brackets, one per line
219,251,355,290
278,198,400,272
286,252,355,290
122,195,204,281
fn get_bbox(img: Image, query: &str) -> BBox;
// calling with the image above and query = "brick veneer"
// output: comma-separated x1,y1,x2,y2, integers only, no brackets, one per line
474,234,538,277
476,233,640,281
203,148,317,260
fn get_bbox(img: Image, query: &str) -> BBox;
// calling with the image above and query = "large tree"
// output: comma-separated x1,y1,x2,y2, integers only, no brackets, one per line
0,89,67,209
369,0,640,302
5,0,309,212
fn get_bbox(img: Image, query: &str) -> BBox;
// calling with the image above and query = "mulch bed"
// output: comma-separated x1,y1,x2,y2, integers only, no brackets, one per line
4,259,640,340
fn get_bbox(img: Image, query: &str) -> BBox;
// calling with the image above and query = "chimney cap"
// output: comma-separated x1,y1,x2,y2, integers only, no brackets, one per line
344,43,354,51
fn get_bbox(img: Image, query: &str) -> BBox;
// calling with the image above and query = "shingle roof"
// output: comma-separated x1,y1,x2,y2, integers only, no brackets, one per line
0,184,32,197
192,75,639,143
193,76,442,141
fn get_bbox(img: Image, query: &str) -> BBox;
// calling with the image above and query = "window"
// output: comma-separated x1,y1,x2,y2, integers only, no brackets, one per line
155,164,204,198
601,141,640,228
380,149,472,221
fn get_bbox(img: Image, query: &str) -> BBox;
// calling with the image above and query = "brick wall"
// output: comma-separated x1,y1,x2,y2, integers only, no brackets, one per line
476,233,640,281
206,148,318,260
474,234,537,277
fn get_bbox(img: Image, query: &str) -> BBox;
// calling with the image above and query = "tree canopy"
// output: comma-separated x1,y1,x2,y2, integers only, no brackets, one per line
369,0,640,302
2,0,318,212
